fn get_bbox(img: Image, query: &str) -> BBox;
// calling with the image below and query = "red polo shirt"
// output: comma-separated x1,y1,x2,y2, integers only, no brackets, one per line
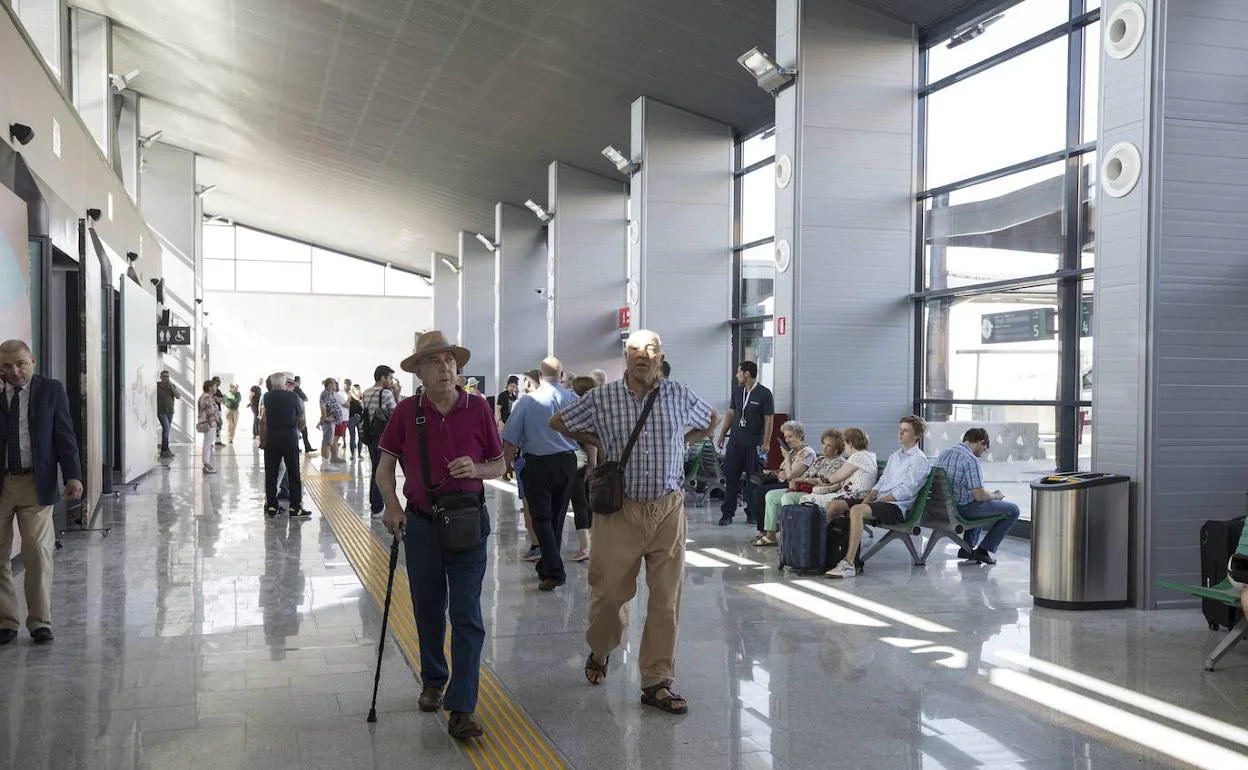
378,388,503,513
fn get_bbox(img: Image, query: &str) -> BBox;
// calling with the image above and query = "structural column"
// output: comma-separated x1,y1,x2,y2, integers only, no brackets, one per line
547,162,628,379
139,141,200,442
431,251,459,343
457,231,495,394
1092,0,1248,607
629,96,732,406
494,201,547,394
771,0,917,439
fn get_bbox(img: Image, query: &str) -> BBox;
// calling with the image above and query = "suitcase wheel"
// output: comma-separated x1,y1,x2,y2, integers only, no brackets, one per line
1211,622,1221,631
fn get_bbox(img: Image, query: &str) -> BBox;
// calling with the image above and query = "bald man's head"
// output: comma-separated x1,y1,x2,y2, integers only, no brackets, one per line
539,357,562,381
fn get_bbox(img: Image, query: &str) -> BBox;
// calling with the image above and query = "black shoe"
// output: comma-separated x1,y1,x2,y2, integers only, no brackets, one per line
31,627,53,644
972,548,997,565
265,505,279,517
717,514,733,526
289,507,313,518
957,547,973,560
538,578,564,592
0,628,17,645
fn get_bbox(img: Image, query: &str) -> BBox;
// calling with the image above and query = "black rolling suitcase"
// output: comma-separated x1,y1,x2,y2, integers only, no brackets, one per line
1200,515,1245,631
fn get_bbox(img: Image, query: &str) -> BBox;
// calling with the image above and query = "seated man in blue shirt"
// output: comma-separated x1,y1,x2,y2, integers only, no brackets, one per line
934,427,1020,565
826,415,931,580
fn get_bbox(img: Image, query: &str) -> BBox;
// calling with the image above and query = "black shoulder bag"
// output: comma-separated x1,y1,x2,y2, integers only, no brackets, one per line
588,387,659,514
414,397,484,552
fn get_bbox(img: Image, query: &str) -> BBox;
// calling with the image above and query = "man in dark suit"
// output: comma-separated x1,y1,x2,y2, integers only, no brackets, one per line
0,339,83,644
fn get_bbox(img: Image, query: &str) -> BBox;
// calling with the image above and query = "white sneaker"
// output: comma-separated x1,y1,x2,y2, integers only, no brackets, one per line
824,560,856,579
572,548,590,562
203,464,217,474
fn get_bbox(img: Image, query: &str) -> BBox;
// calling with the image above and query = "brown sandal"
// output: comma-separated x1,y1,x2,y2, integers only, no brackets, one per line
584,653,608,685
641,684,688,714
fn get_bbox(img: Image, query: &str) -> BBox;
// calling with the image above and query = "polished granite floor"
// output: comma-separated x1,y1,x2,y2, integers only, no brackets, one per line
2,444,1247,769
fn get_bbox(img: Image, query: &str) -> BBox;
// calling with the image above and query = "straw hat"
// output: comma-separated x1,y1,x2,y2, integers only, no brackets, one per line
400,330,470,373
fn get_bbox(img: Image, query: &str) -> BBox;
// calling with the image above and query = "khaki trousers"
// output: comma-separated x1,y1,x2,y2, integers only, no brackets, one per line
586,491,686,689
0,474,55,631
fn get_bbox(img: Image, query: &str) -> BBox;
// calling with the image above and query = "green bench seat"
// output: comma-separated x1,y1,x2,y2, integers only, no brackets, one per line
1158,578,1246,671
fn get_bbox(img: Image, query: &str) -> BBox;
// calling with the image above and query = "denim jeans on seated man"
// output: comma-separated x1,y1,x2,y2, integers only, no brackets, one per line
959,499,1021,553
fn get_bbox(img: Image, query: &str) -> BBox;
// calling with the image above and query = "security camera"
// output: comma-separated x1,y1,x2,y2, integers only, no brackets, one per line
150,278,160,287
86,208,102,222
194,298,203,305
126,252,139,263
9,123,34,146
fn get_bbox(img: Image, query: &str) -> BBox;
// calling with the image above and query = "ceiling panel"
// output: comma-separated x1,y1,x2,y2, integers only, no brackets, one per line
77,0,987,271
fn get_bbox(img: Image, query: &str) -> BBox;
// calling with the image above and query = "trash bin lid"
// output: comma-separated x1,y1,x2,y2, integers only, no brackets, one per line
1030,472,1130,490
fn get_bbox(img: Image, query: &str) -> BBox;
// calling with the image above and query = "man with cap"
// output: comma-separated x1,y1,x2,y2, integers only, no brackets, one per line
361,364,397,518
501,356,579,591
377,331,504,741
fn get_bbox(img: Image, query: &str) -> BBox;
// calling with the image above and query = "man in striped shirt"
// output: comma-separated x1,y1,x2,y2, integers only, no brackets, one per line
551,329,719,715
361,365,397,518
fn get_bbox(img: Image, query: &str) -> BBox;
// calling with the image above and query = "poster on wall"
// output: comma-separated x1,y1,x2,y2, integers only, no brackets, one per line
121,280,159,483
0,184,31,343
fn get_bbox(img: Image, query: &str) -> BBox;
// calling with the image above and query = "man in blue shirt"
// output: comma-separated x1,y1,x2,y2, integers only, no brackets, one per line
827,416,932,580
502,357,580,591
934,427,1020,565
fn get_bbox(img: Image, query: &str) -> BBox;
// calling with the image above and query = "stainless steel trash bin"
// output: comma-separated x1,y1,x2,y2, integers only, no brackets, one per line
1030,472,1130,609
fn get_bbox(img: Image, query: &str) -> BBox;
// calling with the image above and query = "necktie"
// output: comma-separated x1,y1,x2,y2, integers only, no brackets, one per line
6,387,21,474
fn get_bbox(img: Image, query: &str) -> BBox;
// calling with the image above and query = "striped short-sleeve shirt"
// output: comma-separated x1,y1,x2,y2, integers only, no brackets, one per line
558,378,713,502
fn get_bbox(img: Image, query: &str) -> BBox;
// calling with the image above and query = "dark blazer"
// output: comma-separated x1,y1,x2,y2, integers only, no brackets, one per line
0,374,83,506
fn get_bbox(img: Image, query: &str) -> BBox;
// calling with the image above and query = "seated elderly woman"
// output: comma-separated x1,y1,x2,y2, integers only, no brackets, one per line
750,422,832,547
801,427,878,512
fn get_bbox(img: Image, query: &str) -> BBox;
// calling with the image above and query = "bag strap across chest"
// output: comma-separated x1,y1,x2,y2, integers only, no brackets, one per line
617,387,659,470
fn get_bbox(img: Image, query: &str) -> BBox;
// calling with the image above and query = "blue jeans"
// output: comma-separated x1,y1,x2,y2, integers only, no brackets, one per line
158,411,173,451
959,499,1021,553
404,507,490,714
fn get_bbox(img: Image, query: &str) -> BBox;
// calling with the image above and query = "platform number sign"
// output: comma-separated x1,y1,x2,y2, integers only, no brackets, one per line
157,326,192,346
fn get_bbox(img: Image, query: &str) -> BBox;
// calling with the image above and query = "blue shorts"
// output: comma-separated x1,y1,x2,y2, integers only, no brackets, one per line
515,455,526,498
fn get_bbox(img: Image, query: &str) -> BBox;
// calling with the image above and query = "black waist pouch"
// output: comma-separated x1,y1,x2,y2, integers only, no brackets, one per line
432,491,484,553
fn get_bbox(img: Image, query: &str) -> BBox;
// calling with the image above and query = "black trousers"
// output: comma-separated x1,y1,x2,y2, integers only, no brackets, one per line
300,425,314,451
721,441,761,519
569,467,591,531
520,452,577,583
265,439,302,508
367,442,383,513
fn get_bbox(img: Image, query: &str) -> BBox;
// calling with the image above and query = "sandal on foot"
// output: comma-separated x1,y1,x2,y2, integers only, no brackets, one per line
751,534,777,547
584,653,608,685
641,684,688,714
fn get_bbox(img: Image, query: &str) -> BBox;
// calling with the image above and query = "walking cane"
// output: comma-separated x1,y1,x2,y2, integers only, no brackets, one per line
367,534,402,723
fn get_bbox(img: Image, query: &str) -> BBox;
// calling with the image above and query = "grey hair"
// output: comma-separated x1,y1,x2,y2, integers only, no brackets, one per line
270,372,288,388
0,340,32,355
780,420,805,441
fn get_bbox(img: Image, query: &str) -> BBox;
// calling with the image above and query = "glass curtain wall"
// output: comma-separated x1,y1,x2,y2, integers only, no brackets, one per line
916,0,1100,521
731,128,777,389
202,222,431,298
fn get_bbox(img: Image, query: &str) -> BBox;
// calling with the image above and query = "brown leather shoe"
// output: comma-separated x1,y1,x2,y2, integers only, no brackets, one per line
448,711,484,740
418,685,443,712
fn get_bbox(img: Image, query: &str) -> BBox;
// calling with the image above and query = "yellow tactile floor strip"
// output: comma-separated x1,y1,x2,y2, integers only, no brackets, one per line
302,462,568,770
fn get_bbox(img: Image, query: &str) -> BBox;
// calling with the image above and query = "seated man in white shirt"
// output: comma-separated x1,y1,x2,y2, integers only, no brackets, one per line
825,415,932,579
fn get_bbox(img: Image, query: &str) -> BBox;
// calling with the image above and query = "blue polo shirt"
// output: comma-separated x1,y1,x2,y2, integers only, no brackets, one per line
501,381,579,457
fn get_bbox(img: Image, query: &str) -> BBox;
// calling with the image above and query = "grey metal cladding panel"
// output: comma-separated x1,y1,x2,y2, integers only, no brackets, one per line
1165,3,1248,125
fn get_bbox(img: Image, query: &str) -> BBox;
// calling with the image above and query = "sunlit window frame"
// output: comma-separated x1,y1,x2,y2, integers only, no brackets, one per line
730,125,777,375
200,221,430,298
913,0,1100,479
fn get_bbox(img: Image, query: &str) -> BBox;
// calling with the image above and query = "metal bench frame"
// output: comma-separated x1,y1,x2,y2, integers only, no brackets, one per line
1158,579,1247,671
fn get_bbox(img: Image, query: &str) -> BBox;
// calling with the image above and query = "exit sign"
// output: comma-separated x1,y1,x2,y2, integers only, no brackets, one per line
618,306,630,329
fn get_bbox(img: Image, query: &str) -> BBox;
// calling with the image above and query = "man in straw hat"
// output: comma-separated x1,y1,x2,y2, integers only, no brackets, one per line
551,329,719,715
375,330,504,741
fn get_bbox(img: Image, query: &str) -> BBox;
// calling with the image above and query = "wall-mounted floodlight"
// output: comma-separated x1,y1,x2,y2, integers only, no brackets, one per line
474,233,497,253
203,214,233,225
109,67,141,92
947,14,1003,48
440,256,461,274
601,146,639,176
524,199,553,223
9,123,34,146
195,184,217,197
139,130,163,149
737,47,796,93
420,275,434,286
86,208,102,222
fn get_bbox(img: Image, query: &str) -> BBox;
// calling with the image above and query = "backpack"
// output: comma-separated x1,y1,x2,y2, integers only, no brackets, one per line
358,391,391,446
